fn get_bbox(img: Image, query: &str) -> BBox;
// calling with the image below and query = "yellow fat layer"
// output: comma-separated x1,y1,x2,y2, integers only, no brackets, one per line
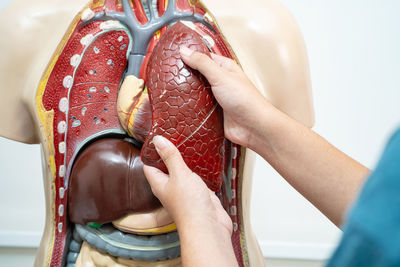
117,223,177,236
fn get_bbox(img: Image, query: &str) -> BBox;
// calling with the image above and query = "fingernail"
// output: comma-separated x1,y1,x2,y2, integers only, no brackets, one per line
180,46,193,58
153,135,167,150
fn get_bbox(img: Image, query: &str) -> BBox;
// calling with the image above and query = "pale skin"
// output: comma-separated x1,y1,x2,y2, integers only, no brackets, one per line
143,46,370,266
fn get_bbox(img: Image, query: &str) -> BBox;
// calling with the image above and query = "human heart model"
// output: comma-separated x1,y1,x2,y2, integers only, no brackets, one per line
36,0,246,266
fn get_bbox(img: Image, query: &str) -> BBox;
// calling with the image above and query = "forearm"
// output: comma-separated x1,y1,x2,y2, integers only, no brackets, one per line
249,100,370,226
177,48,368,226
178,218,238,267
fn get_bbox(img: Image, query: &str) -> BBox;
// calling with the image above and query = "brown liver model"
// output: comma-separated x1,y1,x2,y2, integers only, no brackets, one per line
68,138,161,225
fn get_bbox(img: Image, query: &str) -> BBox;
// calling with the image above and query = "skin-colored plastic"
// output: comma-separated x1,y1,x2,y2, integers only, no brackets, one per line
76,241,182,267
0,0,314,266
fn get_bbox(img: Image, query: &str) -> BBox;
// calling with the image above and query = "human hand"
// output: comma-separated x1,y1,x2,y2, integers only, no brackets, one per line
179,46,272,149
143,135,233,236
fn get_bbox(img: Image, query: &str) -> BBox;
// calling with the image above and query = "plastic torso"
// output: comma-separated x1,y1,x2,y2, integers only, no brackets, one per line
0,0,314,266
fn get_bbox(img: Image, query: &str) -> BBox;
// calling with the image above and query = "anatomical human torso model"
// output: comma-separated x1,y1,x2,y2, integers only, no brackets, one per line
0,0,314,266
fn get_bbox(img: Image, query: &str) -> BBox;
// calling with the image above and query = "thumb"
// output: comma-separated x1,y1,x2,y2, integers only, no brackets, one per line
180,46,223,86
143,165,169,199
152,135,191,177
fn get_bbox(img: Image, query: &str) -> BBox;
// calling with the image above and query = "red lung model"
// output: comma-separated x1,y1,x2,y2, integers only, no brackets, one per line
142,22,224,191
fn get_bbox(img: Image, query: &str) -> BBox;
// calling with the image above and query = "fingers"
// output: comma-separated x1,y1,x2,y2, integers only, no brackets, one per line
210,53,242,73
153,135,190,177
208,191,233,234
180,46,223,86
143,165,169,198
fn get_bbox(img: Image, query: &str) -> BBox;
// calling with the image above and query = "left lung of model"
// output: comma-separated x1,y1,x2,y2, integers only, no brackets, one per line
141,22,224,191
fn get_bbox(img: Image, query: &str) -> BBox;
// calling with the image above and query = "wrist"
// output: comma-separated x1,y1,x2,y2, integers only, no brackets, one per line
176,215,231,238
177,216,237,267
245,98,279,151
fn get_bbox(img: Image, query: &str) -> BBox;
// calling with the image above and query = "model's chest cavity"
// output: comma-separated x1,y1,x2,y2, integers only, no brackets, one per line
67,20,225,227
39,1,244,265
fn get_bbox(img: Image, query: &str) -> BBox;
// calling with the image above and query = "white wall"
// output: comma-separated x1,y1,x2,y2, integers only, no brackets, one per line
1,0,400,266
251,0,400,263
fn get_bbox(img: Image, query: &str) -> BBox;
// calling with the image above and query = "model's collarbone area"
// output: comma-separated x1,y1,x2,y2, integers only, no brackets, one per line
38,0,245,266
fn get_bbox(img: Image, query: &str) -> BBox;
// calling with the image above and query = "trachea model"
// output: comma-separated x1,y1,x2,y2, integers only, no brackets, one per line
36,0,247,266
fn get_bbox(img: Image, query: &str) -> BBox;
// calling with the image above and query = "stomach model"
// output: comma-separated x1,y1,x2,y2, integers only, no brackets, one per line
36,0,247,266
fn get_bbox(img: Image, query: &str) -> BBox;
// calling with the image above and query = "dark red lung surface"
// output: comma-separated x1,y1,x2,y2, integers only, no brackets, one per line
141,22,224,191
68,138,161,225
